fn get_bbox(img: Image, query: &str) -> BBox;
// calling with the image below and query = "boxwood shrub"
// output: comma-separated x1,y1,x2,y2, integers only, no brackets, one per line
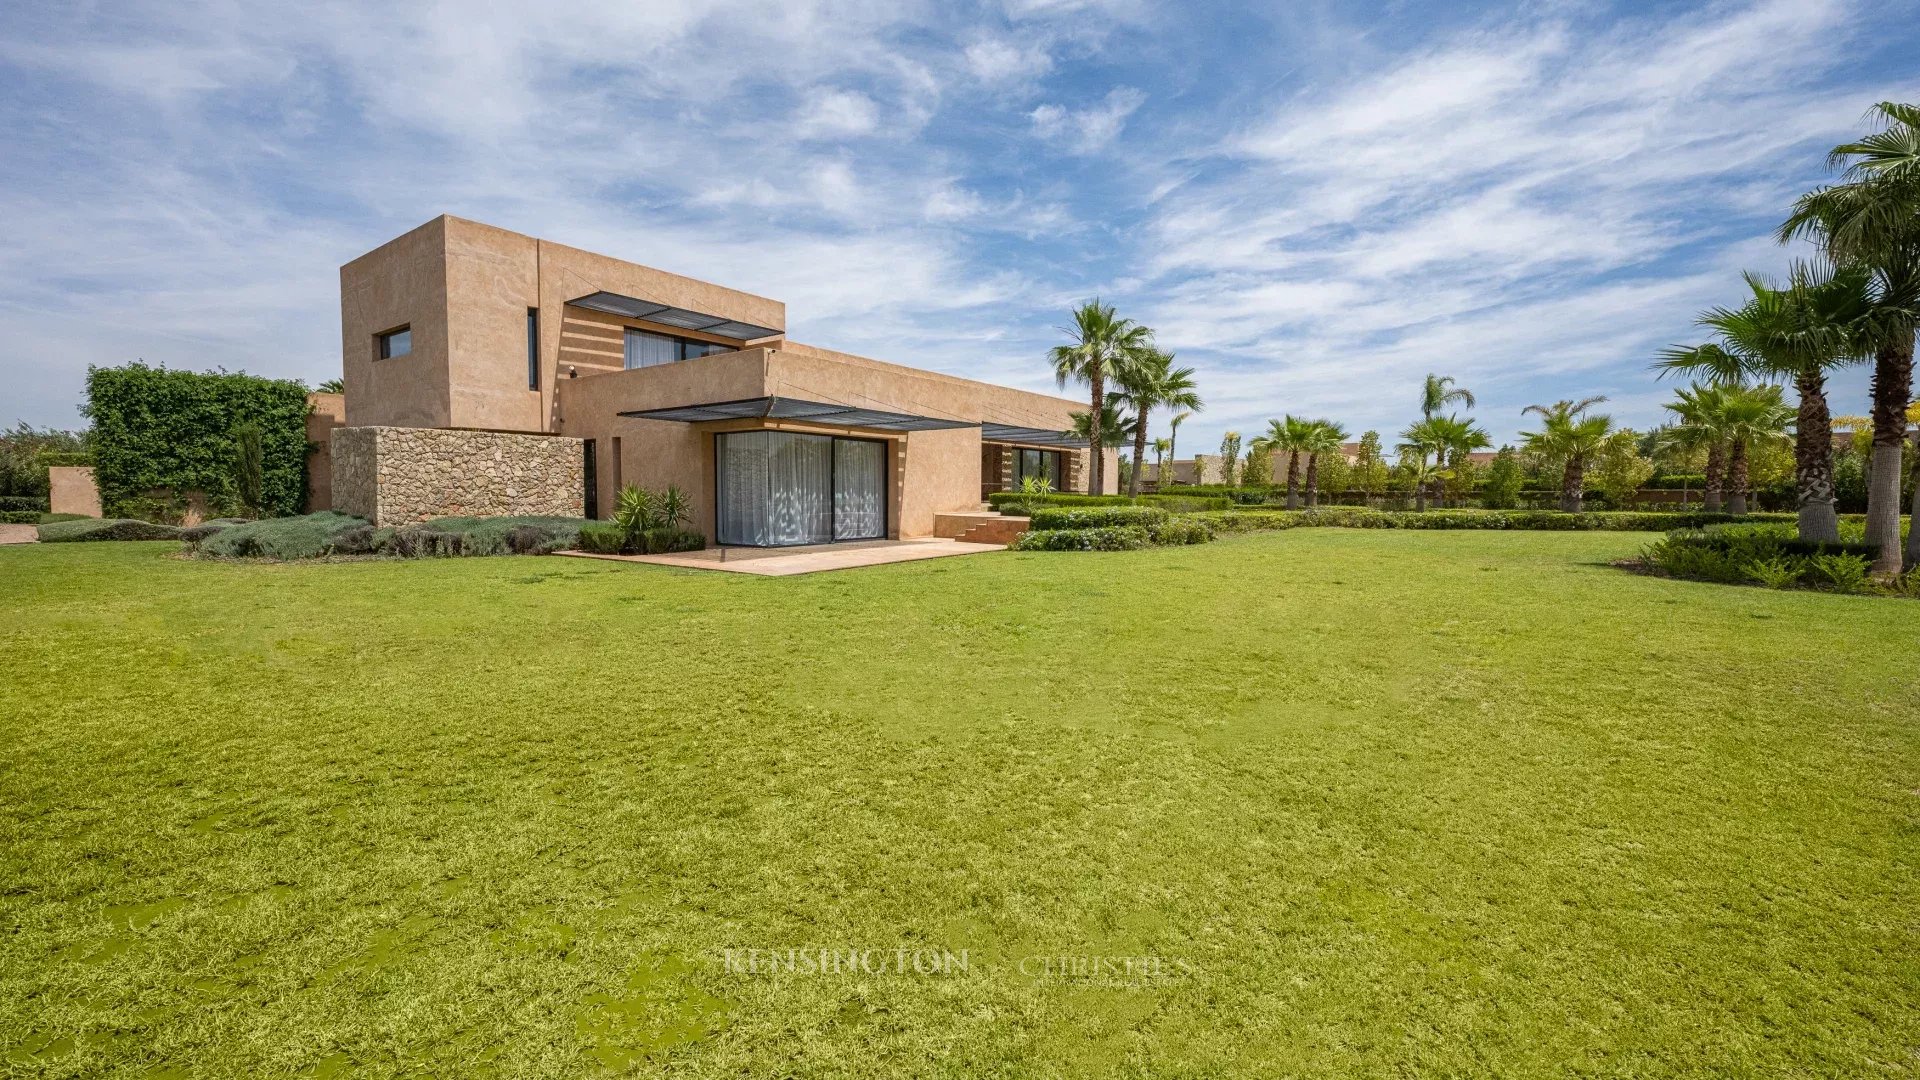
0,496,49,513
1027,505,1169,530
0,510,41,525
1148,517,1215,545
37,518,185,542
1011,525,1151,551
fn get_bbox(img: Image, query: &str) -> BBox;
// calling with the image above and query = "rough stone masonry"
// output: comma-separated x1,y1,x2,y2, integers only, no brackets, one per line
332,426,584,526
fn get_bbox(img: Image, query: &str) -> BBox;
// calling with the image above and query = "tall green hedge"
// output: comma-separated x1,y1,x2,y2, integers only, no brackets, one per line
83,363,310,518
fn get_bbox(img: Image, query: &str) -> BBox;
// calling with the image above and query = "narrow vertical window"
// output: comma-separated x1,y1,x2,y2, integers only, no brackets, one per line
527,308,539,390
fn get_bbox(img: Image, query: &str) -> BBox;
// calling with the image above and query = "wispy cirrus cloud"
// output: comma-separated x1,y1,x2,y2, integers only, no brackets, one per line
0,0,1914,454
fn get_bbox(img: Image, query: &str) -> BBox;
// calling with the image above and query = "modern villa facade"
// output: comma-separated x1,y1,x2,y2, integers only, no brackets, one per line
331,215,1112,542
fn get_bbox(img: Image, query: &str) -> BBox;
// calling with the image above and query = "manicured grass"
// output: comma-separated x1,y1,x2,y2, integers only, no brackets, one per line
2,533,1917,1078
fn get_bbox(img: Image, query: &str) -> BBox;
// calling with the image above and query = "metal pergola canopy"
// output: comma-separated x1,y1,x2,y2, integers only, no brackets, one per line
981,423,1088,449
621,396,979,432
569,290,782,342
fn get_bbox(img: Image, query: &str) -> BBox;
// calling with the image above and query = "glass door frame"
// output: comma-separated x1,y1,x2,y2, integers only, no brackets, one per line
712,429,892,547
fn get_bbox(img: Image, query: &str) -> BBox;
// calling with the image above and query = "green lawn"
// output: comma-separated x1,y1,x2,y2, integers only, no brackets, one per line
2,533,1917,1078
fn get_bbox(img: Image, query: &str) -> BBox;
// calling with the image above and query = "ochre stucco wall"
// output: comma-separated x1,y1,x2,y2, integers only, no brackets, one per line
305,392,345,512
48,467,102,518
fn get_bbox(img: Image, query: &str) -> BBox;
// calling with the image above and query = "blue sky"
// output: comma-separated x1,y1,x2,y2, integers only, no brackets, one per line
2,0,1916,452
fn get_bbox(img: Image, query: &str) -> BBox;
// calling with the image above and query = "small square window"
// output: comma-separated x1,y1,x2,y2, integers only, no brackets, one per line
377,326,412,359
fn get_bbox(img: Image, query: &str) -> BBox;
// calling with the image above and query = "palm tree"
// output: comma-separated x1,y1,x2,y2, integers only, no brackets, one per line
1420,374,1475,420
1068,393,1139,458
1653,346,1750,512
1431,415,1491,507
1715,384,1795,515
1167,410,1194,469
1262,415,1319,509
1664,265,1872,542
1051,300,1153,495
1150,437,1173,487
1780,101,1920,574
1518,398,1613,512
1113,348,1203,497
1302,420,1349,507
1658,383,1732,512
1396,417,1454,511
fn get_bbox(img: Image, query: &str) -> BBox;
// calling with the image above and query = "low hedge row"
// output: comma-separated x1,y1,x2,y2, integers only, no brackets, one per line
987,492,1233,514
576,522,706,555
1027,505,1168,530
1643,523,1893,594
0,510,41,524
1194,508,1816,533
0,495,50,513
188,512,596,560
38,518,185,542
1011,526,1151,551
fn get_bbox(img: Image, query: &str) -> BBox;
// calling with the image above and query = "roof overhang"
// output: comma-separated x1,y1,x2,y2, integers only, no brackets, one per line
569,290,782,342
621,396,979,433
981,423,1089,449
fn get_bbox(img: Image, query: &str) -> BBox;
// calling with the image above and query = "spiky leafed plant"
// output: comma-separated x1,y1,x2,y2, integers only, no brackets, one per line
1114,348,1203,497
1420,374,1475,420
1780,101,1920,573
1051,300,1153,495
1518,398,1613,512
1261,415,1319,509
1302,419,1350,507
1666,265,1872,541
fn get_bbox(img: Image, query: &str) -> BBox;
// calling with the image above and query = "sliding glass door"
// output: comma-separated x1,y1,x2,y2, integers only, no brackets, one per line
716,431,887,546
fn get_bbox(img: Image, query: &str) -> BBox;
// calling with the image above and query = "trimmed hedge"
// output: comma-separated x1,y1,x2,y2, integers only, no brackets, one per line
1644,523,1887,594
987,491,1233,515
1011,526,1151,551
1194,508,1816,533
37,518,184,542
1149,517,1214,545
1027,505,1169,530
0,511,40,525
190,512,592,560
0,495,49,513
83,362,311,519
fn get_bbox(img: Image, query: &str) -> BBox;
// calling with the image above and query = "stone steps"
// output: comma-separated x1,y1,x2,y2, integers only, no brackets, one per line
932,511,1028,547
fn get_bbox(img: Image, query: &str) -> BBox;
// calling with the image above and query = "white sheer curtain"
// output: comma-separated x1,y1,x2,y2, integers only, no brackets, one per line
833,439,886,540
767,433,832,545
717,432,885,546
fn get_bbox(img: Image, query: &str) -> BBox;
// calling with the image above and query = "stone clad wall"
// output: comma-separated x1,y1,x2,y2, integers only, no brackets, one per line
332,426,584,526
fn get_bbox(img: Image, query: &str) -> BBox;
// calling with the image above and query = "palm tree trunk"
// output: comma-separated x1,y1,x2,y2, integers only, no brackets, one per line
1285,453,1301,510
1865,337,1912,575
1726,439,1750,516
1561,458,1583,513
1129,417,1148,499
1792,369,1840,544
1305,453,1321,507
1087,368,1104,495
1703,443,1725,514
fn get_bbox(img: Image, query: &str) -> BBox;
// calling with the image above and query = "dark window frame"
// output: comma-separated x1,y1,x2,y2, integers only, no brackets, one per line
527,308,540,391
1011,447,1063,490
713,430,890,547
624,326,734,369
376,325,412,360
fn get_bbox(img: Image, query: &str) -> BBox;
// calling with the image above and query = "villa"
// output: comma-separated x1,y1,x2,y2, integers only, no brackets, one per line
318,215,1113,544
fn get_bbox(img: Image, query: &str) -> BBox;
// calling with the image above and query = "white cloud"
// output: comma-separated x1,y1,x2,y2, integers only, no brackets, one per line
1029,86,1146,152
964,37,1052,83
795,88,882,139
